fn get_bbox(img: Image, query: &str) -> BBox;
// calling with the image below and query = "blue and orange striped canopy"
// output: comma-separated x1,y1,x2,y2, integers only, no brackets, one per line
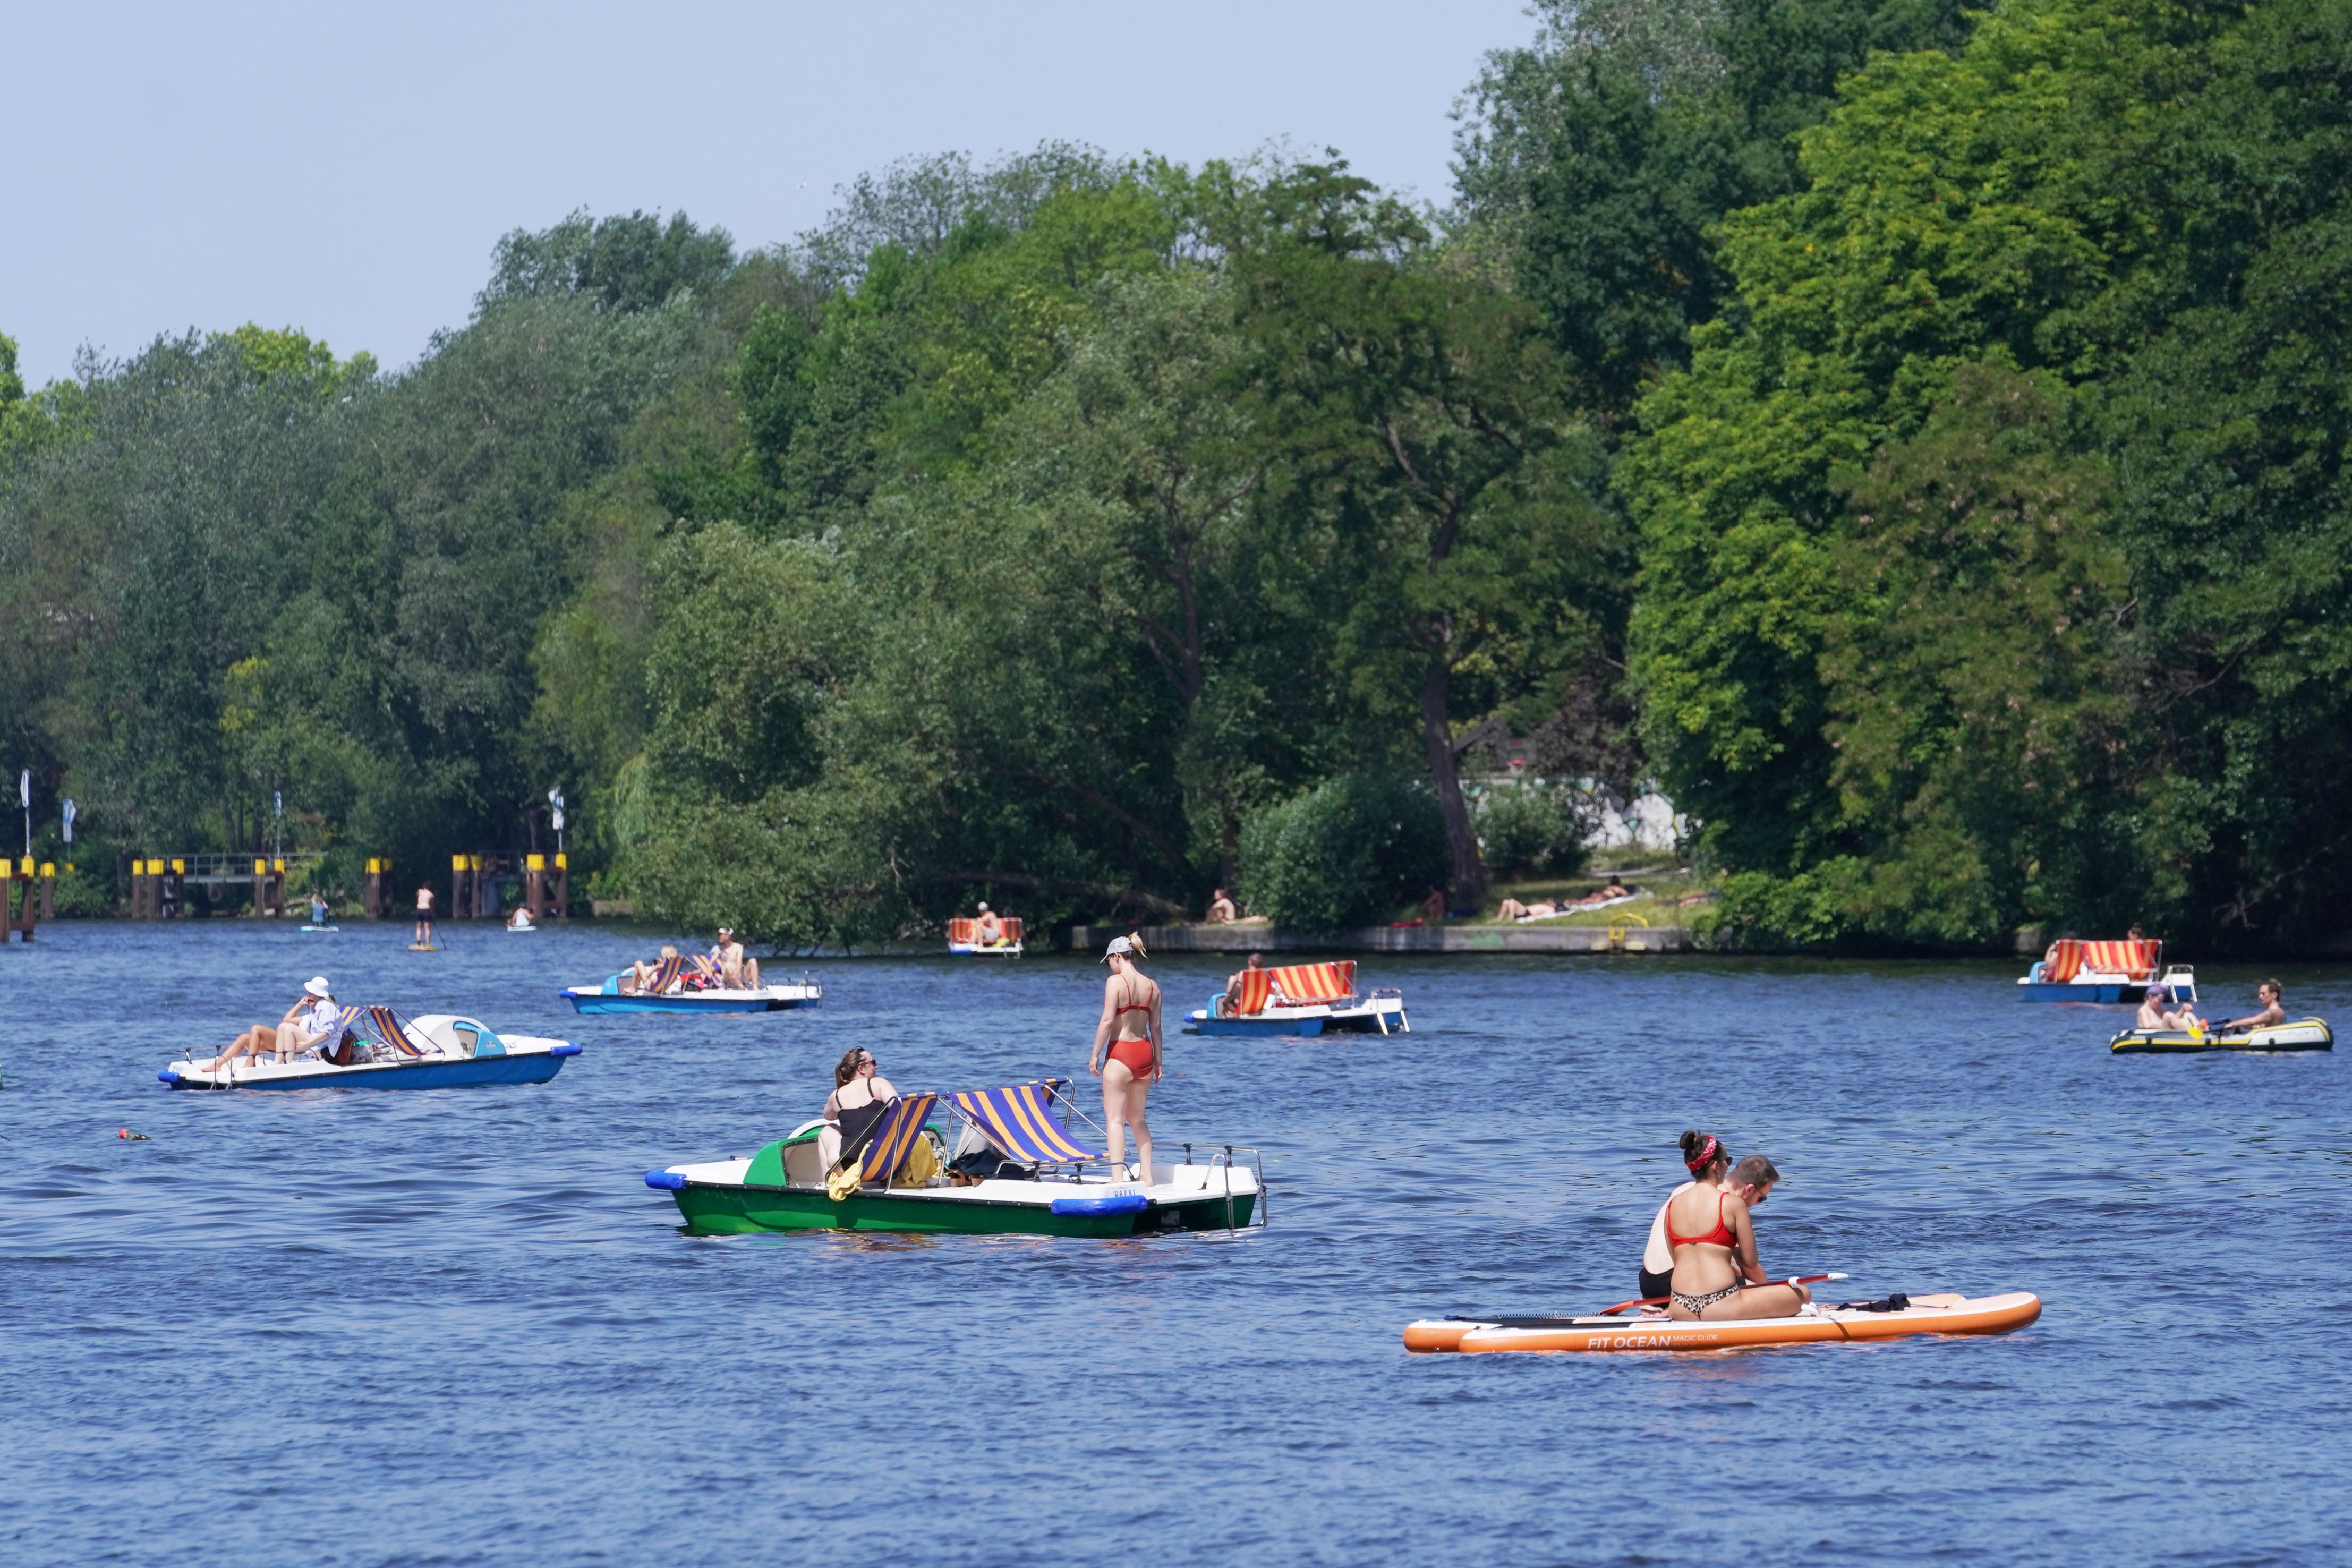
855,1093,940,1186
949,1081,1100,1165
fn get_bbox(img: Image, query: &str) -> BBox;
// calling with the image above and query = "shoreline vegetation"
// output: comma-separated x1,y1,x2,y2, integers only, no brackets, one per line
8,1,2352,959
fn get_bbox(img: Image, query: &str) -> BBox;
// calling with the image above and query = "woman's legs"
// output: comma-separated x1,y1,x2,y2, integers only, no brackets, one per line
1697,1281,1811,1320
1101,1059,1153,1180
1100,1063,1153,1185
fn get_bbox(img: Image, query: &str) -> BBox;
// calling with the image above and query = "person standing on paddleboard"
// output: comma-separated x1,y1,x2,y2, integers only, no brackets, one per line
1089,935,1162,1185
1665,1131,1810,1322
1639,1133,1735,1302
413,884,435,947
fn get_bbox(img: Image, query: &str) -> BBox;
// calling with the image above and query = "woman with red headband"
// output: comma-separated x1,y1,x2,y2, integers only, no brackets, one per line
1663,1129,1811,1322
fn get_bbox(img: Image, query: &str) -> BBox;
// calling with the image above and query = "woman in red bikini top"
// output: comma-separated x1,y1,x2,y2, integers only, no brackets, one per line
1089,935,1163,1186
1663,1129,1812,1322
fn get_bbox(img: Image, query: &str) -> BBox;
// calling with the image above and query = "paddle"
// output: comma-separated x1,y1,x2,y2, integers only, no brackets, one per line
1594,1272,1847,1317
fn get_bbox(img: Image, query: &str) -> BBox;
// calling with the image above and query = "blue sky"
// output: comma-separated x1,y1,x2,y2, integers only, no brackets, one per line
0,1,1537,386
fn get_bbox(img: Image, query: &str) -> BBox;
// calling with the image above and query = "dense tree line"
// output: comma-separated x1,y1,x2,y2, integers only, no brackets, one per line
4,0,2347,950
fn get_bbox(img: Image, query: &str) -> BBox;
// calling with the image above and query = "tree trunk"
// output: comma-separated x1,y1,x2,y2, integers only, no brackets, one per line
1421,651,1485,913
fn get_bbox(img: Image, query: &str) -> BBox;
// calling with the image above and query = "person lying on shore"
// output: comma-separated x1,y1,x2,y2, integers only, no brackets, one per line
1565,880,1634,909
205,978,338,1071
2221,979,2287,1033
1664,1133,1810,1322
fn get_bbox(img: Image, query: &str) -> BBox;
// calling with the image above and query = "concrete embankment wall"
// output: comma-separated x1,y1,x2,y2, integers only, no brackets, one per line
1068,923,1690,955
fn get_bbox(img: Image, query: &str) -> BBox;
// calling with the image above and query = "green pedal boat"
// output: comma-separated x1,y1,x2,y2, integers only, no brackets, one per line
645,1079,1263,1238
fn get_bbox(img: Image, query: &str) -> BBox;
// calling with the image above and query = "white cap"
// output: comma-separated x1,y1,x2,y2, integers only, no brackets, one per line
304,976,332,998
1100,935,1144,962
976,902,990,912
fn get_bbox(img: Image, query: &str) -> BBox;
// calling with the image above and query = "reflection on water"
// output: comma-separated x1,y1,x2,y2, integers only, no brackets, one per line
1,924,2346,1565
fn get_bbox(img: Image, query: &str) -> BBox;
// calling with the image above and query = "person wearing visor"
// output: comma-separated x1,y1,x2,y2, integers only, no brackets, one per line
711,927,758,990
1089,935,1163,1184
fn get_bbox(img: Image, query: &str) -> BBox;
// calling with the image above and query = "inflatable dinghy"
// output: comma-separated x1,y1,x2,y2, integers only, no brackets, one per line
1404,1290,2040,1353
2110,1017,2331,1053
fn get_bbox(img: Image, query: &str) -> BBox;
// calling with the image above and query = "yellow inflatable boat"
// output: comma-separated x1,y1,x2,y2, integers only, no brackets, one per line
2109,1017,2332,1054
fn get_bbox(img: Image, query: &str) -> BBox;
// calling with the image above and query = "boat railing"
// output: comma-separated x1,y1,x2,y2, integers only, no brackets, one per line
1181,1141,1268,1231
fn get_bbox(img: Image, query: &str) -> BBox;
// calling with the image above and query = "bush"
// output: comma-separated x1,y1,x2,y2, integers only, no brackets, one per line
1474,783,1586,878
1239,772,1449,931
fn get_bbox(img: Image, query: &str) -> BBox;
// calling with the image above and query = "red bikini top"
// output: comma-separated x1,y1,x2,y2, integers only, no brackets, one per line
1666,1192,1736,1250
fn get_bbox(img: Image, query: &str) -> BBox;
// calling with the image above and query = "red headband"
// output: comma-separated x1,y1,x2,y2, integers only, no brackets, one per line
1684,1134,1720,1172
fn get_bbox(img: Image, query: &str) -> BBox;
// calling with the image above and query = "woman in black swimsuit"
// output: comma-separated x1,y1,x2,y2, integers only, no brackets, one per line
821,1048,897,1170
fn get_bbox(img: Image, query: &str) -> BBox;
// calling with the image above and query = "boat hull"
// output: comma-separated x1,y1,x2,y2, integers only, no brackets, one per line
564,991,816,1014
163,1054,569,1090
1187,999,1408,1037
1405,1292,2041,1353
2111,1018,2332,1054
2017,982,2133,1003
665,1180,1255,1237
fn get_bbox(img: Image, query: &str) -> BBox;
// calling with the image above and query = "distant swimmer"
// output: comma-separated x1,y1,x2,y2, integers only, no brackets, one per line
1664,1131,1809,1322
2220,978,2287,1033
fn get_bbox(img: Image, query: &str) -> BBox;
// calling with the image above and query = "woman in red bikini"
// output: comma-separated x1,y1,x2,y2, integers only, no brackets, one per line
1663,1129,1810,1321
1089,935,1163,1185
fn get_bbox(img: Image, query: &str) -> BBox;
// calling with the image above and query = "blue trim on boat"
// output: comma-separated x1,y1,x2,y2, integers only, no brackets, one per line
158,1070,179,1085
166,1054,569,1091
1050,1193,1148,1215
550,1043,582,1056
560,990,803,1015
645,1170,687,1190
1188,1014,1326,1037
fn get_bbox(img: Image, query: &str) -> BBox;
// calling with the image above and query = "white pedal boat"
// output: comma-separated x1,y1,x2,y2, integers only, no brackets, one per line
160,1011,580,1090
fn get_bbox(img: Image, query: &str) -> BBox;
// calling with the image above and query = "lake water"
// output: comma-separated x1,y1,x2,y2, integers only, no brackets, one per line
2,923,2345,1566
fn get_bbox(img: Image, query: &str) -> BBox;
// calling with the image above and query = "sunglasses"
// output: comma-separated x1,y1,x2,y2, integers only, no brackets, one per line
858,1058,876,1069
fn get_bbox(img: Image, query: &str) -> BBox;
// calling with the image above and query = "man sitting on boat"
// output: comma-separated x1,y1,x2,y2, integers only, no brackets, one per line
204,977,340,1072
973,903,1007,947
1220,952,1266,1016
2136,985,2201,1032
711,927,760,991
2220,979,2287,1033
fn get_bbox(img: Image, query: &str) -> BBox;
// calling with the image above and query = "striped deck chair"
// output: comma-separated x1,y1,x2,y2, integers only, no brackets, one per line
845,1093,940,1187
2041,940,2086,983
646,955,687,994
2081,939,2160,979
686,953,722,990
1000,917,1024,945
1233,967,1275,1016
948,918,976,945
1268,960,1356,1005
949,1080,1101,1165
362,1004,430,1058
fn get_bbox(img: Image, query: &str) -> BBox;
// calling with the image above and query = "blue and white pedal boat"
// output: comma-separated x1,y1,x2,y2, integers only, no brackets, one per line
560,975,823,1015
160,1012,579,1090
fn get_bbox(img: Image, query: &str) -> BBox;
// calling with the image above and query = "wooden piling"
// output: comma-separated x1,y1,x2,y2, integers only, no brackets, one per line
40,862,56,922
525,854,546,919
554,851,569,919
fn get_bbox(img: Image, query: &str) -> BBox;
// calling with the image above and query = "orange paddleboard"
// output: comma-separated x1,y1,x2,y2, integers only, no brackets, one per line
1404,1291,2040,1353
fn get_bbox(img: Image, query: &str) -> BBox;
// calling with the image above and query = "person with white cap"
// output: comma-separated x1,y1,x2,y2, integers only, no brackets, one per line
1089,935,1163,1184
710,926,759,990
203,977,339,1072
973,902,1005,947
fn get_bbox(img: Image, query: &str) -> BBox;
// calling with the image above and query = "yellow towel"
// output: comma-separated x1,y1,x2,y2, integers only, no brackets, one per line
826,1160,863,1201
